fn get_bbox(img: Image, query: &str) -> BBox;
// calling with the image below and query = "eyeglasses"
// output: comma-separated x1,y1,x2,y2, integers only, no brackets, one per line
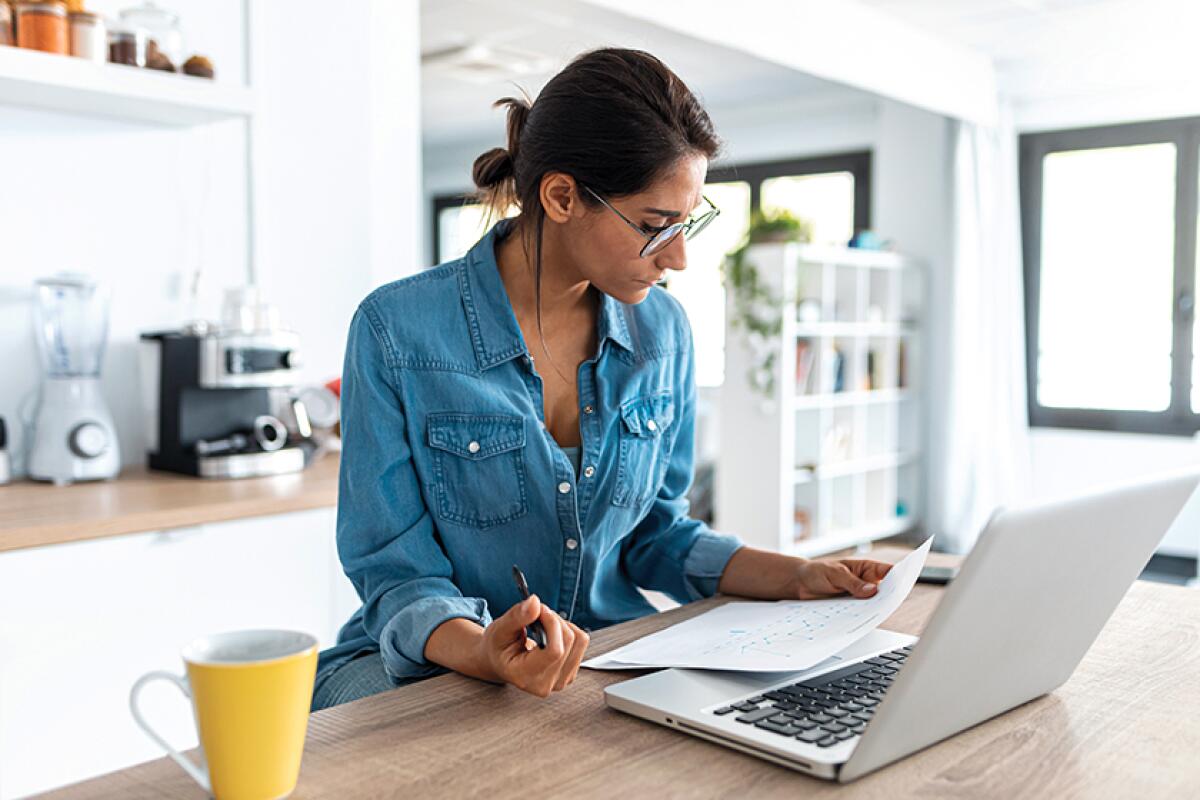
581,184,720,258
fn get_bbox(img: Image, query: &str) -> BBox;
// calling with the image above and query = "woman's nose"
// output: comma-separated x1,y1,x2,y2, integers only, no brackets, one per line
654,232,688,272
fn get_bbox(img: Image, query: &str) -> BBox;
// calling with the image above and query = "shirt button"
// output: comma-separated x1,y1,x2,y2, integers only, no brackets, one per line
646,419,657,432
467,440,480,454
558,610,568,619
583,465,595,478
566,538,578,550
583,404,594,415
557,481,571,494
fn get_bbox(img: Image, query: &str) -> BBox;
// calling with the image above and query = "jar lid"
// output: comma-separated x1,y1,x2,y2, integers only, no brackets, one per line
19,2,68,16
69,10,100,22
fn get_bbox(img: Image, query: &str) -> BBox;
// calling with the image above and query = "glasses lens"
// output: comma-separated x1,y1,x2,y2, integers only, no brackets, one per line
685,210,718,240
642,224,684,257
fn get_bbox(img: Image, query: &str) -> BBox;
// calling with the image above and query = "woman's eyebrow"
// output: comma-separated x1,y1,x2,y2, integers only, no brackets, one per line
640,205,682,218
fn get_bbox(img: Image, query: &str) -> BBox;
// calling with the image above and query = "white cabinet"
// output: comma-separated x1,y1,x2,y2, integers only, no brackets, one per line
0,508,358,799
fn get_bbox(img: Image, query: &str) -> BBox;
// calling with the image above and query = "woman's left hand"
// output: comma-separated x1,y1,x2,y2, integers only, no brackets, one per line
791,558,893,600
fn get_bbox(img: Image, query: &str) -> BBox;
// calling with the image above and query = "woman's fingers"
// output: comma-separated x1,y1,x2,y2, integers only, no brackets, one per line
556,622,590,690
826,563,878,597
842,558,893,584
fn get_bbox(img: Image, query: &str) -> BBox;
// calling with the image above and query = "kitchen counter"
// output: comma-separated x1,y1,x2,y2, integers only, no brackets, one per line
0,453,340,554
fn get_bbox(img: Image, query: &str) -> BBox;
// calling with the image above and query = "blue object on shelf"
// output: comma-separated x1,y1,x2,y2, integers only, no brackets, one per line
848,230,884,250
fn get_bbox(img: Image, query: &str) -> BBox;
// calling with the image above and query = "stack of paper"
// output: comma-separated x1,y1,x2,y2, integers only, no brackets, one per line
583,537,932,672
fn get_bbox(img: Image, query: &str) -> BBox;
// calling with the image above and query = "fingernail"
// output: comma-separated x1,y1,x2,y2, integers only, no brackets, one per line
863,584,876,592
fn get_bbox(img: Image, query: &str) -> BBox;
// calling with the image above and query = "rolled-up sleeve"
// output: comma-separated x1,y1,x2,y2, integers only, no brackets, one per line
619,323,743,604
336,301,493,680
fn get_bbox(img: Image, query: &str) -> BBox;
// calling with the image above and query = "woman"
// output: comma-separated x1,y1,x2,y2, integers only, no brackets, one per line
311,48,893,711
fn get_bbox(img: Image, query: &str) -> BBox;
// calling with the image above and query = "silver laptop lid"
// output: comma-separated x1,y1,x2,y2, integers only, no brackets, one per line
840,468,1200,781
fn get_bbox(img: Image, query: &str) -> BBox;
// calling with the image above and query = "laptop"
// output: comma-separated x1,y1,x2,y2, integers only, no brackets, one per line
604,468,1200,782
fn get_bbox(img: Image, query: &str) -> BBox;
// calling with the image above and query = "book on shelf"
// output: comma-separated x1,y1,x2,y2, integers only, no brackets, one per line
831,346,845,392
795,338,817,394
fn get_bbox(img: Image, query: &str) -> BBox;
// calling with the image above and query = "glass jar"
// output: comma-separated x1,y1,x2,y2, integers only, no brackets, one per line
1,2,13,47
16,1,69,54
118,1,181,69
68,10,104,62
107,19,146,67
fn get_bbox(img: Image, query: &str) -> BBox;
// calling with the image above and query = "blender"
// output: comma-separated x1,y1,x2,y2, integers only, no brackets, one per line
28,275,121,485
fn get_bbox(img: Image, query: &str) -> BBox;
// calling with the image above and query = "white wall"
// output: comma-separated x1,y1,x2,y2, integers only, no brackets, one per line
0,0,423,478
1030,429,1200,558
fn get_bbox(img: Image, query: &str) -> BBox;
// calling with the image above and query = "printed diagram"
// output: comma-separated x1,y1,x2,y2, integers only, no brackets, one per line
701,598,882,660
581,538,931,672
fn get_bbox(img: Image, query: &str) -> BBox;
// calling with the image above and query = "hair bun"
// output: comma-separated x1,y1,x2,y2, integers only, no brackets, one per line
472,147,515,190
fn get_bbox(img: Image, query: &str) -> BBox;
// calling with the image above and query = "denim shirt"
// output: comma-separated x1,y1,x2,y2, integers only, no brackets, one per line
318,217,745,684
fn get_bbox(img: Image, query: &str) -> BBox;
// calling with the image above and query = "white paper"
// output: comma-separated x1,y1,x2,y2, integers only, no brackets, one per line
583,537,933,672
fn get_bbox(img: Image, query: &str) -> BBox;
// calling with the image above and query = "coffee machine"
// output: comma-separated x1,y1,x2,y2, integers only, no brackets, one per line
140,316,313,479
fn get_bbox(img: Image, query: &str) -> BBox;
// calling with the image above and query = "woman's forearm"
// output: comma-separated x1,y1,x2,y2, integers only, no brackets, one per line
717,546,803,598
423,617,502,683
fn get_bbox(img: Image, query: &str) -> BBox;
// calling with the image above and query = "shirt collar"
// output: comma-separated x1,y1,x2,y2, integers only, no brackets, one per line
460,217,634,371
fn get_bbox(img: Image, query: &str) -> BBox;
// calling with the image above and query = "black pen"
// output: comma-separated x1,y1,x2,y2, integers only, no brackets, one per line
511,564,547,649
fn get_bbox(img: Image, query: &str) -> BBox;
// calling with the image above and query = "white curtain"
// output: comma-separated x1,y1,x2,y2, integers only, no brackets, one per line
929,103,1033,553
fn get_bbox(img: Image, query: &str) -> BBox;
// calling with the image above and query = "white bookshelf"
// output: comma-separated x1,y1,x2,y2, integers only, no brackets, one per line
715,242,924,558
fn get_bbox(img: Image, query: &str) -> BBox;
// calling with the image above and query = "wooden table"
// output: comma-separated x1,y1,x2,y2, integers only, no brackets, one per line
0,453,339,553
41,548,1200,798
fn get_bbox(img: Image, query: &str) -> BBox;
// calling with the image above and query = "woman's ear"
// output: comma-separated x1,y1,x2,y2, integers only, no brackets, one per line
539,172,581,224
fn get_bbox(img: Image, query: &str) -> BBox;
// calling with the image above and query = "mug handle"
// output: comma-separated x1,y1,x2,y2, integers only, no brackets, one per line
129,670,211,793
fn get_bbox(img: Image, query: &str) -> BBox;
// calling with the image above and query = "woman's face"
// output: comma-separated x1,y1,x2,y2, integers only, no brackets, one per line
552,152,709,306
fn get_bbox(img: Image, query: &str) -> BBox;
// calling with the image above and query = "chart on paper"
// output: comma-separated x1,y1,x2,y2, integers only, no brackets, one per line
703,598,888,659
583,537,933,672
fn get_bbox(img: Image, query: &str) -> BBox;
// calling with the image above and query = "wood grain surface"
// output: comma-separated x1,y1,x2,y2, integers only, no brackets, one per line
0,454,340,553
39,548,1200,798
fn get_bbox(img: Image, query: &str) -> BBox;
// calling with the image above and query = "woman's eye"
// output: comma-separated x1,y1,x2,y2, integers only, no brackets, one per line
640,222,668,234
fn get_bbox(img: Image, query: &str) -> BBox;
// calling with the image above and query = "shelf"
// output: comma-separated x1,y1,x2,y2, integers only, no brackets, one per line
789,515,916,558
789,244,917,270
794,451,918,484
794,388,911,409
795,321,917,337
0,45,254,126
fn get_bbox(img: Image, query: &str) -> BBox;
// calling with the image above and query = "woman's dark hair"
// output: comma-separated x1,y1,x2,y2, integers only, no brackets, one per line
470,48,722,375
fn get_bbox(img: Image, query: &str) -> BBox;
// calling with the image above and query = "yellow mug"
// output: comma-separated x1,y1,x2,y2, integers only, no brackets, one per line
129,629,318,800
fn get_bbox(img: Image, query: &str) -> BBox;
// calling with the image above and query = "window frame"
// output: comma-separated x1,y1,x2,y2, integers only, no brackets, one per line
431,150,873,265
706,150,872,232
1019,117,1200,436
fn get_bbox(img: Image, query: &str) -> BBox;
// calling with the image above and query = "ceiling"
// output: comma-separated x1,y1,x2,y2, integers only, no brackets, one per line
420,0,864,148
422,0,1200,146
856,0,1200,97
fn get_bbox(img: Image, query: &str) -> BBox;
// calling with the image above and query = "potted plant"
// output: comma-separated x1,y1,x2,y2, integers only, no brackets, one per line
721,209,813,397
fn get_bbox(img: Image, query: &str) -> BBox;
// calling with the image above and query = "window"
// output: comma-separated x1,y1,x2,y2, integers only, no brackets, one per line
1020,118,1200,435
431,151,871,388
433,194,518,265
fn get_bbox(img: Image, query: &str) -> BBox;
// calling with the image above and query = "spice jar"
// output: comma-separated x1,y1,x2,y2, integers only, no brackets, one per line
107,19,146,66
1,2,13,47
118,1,181,68
68,10,104,62
16,1,69,54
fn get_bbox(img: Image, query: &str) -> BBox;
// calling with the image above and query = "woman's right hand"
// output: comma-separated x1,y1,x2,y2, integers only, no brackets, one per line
479,594,589,697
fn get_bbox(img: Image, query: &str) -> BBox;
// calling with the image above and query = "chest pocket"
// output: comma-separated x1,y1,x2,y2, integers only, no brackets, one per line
613,390,676,508
427,413,528,529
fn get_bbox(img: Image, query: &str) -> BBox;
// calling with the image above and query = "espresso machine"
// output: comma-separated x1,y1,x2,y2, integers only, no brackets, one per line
28,275,122,485
140,292,313,478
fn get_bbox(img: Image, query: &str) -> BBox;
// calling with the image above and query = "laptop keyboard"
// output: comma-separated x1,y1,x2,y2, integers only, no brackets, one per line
709,645,912,748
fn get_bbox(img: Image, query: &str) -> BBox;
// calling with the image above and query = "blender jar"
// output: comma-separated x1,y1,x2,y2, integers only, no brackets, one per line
34,275,111,378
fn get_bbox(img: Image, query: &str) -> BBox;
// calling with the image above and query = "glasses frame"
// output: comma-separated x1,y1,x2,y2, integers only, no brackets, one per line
581,184,720,258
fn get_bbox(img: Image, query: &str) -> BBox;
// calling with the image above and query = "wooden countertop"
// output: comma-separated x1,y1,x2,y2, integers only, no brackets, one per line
0,454,340,554
40,548,1200,798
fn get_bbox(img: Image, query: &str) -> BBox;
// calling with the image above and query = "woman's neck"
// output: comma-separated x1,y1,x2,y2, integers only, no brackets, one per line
495,218,595,329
